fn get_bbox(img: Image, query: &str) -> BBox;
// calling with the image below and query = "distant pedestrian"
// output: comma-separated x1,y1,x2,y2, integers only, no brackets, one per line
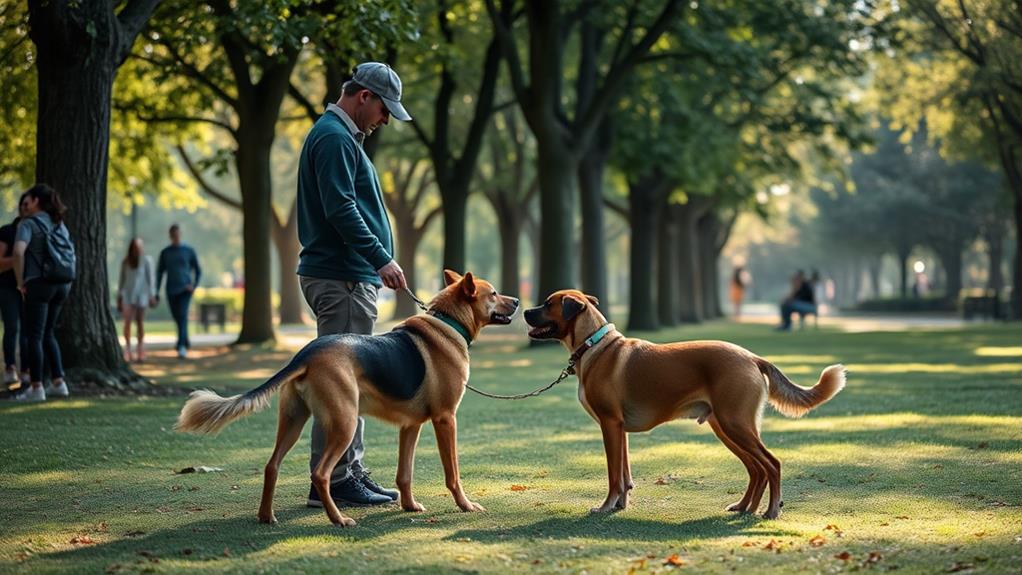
0,202,29,390
156,224,201,359
729,265,750,319
118,238,157,362
777,269,816,331
12,184,75,402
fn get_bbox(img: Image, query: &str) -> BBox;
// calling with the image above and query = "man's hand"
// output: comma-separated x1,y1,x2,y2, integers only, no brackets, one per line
377,260,407,290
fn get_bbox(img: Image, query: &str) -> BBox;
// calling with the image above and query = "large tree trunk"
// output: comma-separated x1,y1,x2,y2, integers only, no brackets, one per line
937,244,963,302
536,141,578,298
657,203,679,327
627,177,664,331
897,248,911,299
392,228,422,320
985,224,1005,292
697,212,722,320
270,202,303,325
29,0,159,389
441,188,468,277
235,123,276,343
868,257,883,299
578,131,610,315
675,198,712,323
497,206,523,298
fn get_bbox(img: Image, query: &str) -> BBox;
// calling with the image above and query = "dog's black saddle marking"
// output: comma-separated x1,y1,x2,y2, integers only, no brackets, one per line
351,328,426,401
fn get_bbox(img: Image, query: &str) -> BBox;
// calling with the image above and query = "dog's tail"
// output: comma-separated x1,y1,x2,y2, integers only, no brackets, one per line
175,354,308,435
756,359,846,418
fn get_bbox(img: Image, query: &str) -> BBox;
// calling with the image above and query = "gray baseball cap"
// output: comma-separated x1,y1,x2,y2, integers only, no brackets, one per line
352,62,412,122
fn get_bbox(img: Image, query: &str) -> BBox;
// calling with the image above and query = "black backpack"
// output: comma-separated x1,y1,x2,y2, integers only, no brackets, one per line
30,215,76,284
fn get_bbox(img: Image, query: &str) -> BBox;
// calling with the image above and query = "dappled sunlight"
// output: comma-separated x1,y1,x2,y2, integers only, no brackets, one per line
846,362,1022,374
973,346,1022,357
766,412,1022,434
234,368,277,380
475,358,535,369
0,399,97,415
763,354,840,363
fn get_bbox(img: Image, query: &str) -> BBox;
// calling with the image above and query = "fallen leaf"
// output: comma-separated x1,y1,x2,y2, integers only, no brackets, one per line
510,485,528,491
834,551,852,561
973,531,987,538
663,553,685,566
222,547,231,557
741,541,758,547
70,535,95,545
230,485,240,491
175,466,224,474
895,515,909,520
94,522,109,533
763,539,782,552
879,522,890,526
946,561,974,573
866,551,882,564
824,524,841,531
809,535,827,547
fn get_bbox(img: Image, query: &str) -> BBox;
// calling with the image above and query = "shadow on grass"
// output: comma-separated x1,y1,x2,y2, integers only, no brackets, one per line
442,512,798,544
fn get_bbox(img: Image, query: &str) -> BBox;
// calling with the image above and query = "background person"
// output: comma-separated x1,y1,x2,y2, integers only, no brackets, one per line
118,238,157,362
296,62,411,509
0,204,28,391
12,184,73,402
777,269,816,331
156,224,201,359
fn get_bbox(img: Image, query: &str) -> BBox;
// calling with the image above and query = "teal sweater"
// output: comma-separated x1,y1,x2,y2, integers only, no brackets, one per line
296,110,393,285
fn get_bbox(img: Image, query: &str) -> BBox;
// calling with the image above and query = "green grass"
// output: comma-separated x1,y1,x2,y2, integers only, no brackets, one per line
1,321,1020,574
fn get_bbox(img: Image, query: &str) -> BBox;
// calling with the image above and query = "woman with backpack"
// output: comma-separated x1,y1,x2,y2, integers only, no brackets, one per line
118,238,156,362
12,184,74,402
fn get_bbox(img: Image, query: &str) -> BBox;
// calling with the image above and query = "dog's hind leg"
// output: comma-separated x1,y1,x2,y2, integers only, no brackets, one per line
717,418,782,519
258,384,310,524
708,414,765,514
311,412,359,527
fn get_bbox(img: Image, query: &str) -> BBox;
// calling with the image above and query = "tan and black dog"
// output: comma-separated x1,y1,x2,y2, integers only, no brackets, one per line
176,270,519,527
524,290,845,519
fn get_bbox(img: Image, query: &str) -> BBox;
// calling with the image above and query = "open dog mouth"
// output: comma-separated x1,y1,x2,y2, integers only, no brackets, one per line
527,323,558,339
490,312,513,325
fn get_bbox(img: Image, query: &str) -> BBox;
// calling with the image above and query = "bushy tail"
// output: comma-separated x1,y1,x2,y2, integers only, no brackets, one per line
175,357,307,434
757,359,846,418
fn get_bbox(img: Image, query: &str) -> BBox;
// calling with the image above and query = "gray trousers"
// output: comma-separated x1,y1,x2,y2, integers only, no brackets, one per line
300,276,379,484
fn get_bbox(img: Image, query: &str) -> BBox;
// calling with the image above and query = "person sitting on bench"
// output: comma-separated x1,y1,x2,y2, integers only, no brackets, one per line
777,269,816,331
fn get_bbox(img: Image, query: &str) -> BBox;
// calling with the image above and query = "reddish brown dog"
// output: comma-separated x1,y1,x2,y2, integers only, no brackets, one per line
176,270,519,526
524,290,845,519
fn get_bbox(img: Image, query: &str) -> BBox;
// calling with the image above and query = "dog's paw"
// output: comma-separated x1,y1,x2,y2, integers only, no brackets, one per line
456,499,485,512
332,517,357,528
401,500,426,512
258,513,277,525
725,501,751,513
762,508,781,520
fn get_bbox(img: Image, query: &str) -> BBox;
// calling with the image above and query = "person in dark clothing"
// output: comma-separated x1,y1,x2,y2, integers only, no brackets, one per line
156,224,201,359
777,269,817,331
297,62,412,509
0,204,29,390
12,184,73,402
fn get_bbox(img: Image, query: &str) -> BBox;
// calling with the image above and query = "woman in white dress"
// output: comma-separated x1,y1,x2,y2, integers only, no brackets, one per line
118,238,157,362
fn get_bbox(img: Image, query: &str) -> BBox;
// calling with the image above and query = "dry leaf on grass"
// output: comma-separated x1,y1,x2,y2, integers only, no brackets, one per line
809,535,827,547
763,539,782,552
69,535,95,545
834,551,852,561
510,485,528,491
946,561,974,572
663,553,685,566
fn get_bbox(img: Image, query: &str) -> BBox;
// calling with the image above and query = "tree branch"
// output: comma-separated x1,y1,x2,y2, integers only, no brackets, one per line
176,145,242,210
289,82,321,122
154,37,240,110
127,107,237,136
484,0,529,108
115,0,162,64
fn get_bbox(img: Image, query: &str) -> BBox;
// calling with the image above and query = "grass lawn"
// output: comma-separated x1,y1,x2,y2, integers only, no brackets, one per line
1,321,1020,574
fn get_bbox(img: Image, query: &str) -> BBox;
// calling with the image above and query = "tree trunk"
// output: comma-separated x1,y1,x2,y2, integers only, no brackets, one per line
392,228,421,320
270,203,304,325
697,212,722,320
657,203,678,327
627,178,662,331
29,0,157,389
986,224,1004,292
897,249,910,299
497,207,523,298
868,258,882,299
235,124,276,343
675,199,712,323
937,244,963,303
578,127,610,315
536,141,578,298
441,187,468,277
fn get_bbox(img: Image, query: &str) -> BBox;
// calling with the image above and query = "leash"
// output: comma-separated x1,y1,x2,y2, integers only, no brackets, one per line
399,285,600,401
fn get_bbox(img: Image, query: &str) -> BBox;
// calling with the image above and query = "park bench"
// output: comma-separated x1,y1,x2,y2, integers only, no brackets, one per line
199,302,227,332
797,307,819,329
960,290,1000,320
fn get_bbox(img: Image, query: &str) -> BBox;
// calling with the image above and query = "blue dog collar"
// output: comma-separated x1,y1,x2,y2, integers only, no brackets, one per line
567,323,615,373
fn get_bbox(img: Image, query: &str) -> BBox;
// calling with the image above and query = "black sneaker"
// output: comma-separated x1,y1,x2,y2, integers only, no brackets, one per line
306,477,392,508
356,468,399,501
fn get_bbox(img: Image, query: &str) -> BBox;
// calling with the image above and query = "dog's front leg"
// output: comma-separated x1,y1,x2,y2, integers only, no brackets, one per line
397,423,425,512
592,417,626,514
432,414,485,512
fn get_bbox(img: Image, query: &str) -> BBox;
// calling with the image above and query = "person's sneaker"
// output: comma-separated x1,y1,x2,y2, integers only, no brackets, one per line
13,386,45,402
355,468,399,501
306,477,393,508
44,381,69,398
177,345,187,359
3,369,18,384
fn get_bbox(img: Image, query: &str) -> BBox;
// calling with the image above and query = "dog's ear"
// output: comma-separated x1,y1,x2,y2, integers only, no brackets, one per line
461,272,477,298
561,294,587,321
443,269,463,286
586,294,600,307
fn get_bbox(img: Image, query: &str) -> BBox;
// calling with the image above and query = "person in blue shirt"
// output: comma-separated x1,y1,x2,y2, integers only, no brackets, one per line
156,224,201,359
297,62,411,509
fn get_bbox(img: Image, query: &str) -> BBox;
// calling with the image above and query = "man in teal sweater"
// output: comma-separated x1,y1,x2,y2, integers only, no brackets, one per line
297,62,411,508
